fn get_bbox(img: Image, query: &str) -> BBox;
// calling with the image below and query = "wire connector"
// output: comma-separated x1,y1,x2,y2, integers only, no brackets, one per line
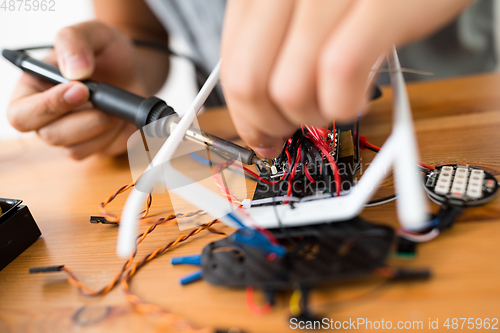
29,265,64,274
180,269,203,285
89,216,117,224
171,254,202,266
392,268,431,281
230,228,286,257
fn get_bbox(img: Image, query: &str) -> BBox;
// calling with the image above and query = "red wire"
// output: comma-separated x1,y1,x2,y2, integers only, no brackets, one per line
255,226,279,245
359,136,435,171
313,125,330,150
213,163,240,204
245,286,273,316
304,163,316,183
213,163,280,247
311,127,322,139
285,150,292,168
365,142,381,151
316,127,328,137
417,162,436,171
307,134,342,196
304,125,322,144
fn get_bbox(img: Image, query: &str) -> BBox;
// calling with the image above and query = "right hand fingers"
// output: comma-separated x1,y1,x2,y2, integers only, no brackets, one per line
221,0,297,158
7,73,89,132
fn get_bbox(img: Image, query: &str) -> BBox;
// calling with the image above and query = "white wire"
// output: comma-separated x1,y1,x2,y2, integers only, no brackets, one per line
398,228,440,243
364,195,397,207
250,190,396,208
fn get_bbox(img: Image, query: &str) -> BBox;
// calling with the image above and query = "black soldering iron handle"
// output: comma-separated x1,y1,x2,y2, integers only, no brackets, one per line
2,49,68,85
84,81,172,128
2,49,175,128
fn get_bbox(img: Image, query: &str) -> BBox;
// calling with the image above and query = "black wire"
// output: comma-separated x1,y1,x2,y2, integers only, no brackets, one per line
366,194,397,205
354,116,362,173
305,139,323,167
275,141,289,165
364,145,432,174
321,153,331,195
272,196,297,246
15,40,199,68
255,162,262,174
365,146,380,153
133,39,211,85
302,137,326,193
301,140,318,184
15,45,54,52
434,204,463,231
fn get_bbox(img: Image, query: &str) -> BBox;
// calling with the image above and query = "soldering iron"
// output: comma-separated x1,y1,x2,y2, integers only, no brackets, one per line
2,49,266,167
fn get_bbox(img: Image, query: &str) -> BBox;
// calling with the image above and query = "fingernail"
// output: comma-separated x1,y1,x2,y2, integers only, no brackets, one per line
63,83,89,105
253,147,279,158
62,54,92,80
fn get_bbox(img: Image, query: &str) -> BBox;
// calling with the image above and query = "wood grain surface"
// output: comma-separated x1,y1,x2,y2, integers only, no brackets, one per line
0,73,499,333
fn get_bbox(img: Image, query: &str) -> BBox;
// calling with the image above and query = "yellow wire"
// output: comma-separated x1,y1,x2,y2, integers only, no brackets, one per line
289,289,302,316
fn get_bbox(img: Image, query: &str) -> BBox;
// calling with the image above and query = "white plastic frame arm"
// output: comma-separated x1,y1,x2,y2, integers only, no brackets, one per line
117,47,428,258
117,62,230,257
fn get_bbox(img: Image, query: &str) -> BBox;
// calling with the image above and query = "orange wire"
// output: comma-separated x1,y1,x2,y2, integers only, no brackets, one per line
99,182,153,222
40,180,227,332
58,219,223,332
120,220,224,332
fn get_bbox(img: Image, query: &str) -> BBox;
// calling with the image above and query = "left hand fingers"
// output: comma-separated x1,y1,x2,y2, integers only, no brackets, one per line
36,108,120,147
63,122,135,160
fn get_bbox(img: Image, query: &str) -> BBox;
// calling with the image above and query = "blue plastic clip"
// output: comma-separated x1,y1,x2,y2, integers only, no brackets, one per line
180,269,203,285
231,228,286,257
171,254,202,266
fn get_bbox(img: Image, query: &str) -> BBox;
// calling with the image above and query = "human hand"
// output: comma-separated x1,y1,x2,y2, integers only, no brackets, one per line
7,20,149,159
220,0,473,158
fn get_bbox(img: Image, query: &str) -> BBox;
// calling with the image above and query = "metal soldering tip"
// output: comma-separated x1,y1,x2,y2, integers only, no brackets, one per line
252,156,270,168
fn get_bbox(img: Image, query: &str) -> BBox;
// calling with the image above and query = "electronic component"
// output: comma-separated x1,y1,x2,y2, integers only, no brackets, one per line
200,217,394,289
0,198,41,271
423,164,498,206
252,126,354,202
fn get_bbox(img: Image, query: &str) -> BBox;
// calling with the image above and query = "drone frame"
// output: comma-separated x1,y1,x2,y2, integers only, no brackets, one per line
117,47,428,258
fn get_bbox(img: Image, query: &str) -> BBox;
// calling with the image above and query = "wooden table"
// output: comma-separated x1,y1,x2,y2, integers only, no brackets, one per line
1,73,500,333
